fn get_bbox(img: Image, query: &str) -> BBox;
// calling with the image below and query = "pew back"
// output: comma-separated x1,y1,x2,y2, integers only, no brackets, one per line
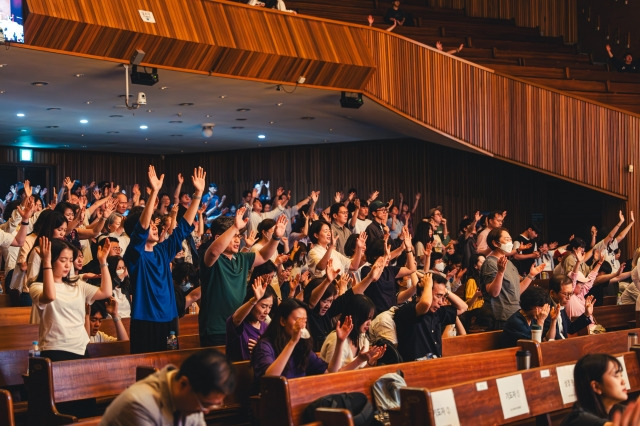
441,330,502,356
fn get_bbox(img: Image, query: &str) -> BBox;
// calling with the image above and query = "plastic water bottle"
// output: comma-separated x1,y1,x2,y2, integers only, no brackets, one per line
27,341,40,375
167,331,178,350
189,302,197,315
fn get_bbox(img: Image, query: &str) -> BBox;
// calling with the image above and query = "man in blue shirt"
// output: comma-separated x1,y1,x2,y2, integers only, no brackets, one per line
124,165,206,353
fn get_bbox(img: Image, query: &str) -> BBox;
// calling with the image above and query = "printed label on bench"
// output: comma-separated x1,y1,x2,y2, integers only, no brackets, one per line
496,374,529,419
431,389,460,426
475,381,488,391
616,356,631,390
556,364,576,405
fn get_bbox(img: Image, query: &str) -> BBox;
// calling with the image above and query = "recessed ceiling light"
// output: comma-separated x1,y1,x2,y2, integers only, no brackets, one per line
46,107,61,111
203,141,208,144
109,114,123,118
0,64,7,68
269,121,275,125
235,118,247,121
219,95,226,99
82,145,87,148
145,138,150,141
258,135,266,139
276,103,283,107
16,113,25,117
160,86,169,90
46,125,59,129
140,125,148,129
236,108,250,112
0,90,5,94
301,116,315,120
169,120,183,124
85,101,92,105
31,81,48,86
179,102,194,106
20,129,27,132
74,73,84,78
231,126,244,129
80,119,89,124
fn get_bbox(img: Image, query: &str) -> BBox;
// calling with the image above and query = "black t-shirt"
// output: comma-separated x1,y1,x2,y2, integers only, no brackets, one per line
515,235,537,276
306,289,354,352
362,265,401,315
394,303,457,360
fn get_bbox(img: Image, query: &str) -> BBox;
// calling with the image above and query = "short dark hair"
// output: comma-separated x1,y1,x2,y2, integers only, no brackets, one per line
365,239,386,264
549,274,572,293
569,237,586,251
329,203,344,220
519,285,549,311
210,216,235,238
90,300,107,318
177,349,236,396
308,220,329,244
487,227,509,251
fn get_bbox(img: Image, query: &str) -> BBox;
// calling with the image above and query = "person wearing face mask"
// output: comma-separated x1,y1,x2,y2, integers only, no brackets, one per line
480,227,546,330
172,261,202,319
106,255,132,318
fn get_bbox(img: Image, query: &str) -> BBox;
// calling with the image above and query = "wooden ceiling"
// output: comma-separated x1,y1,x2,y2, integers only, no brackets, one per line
23,0,376,90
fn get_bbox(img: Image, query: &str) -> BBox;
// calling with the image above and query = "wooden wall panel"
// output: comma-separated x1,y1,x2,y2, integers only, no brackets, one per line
24,0,376,89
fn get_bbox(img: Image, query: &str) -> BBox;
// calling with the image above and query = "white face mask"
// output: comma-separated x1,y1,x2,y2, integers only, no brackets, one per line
116,269,126,278
500,242,514,253
435,262,445,272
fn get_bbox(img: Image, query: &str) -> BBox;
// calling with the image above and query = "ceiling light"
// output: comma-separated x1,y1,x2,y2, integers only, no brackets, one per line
179,102,194,106
236,118,247,121
110,115,124,118
169,120,183,124
46,107,61,111
46,125,59,129
258,134,266,139
31,81,48,86
276,102,283,107
85,101,92,104
74,73,84,78
16,113,25,117
20,129,27,132
160,86,169,90
202,123,215,138
219,95,226,99
80,119,89,124
236,108,250,112
140,125,148,129
269,121,275,124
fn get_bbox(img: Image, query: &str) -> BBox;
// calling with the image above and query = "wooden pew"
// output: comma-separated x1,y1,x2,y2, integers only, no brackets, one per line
26,348,252,425
0,389,14,426
259,347,521,426
592,304,636,331
441,330,502,357
395,351,640,426
0,307,32,326
519,327,640,368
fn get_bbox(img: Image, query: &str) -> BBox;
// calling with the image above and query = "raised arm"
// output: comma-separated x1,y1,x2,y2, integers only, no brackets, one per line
182,167,206,226
446,287,468,316
37,237,56,304
232,276,267,327
94,238,113,300
352,256,385,294
105,297,129,341
615,211,635,244
172,173,184,205
348,232,367,271
307,259,337,309
254,214,288,268
11,196,34,247
415,273,433,315
140,165,164,230
264,316,304,376
204,207,248,267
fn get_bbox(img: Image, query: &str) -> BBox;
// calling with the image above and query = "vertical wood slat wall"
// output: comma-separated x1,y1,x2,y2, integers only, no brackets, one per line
427,0,579,43
0,141,623,248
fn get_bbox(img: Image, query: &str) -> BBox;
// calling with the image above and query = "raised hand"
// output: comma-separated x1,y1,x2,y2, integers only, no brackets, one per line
235,206,249,230
147,165,165,192
631,211,635,223
497,256,508,273
336,315,353,342
369,191,379,201
105,297,119,317
310,191,319,203
191,167,206,194
177,173,184,184
23,180,32,197
291,317,306,343
325,258,340,282
97,238,111,263
360,345,387,366
334,192,342,203
529,262,546,277
63,177,73,192
356,232,367,250
619,210,625,223
17,197,35,221
274,214,288,238
252,275,268,301
39,236,52,265
585,295,595,317
549,304,560,321
536,303,550,325
244,229,257,247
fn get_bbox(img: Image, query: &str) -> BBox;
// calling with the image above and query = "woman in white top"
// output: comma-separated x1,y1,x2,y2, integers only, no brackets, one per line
320,294,386,369
30,236,113,361
306,220,366,278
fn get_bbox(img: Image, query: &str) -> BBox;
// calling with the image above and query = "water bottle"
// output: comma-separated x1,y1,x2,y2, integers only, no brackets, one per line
166,331,178,350
27,341,40,375
189,302,197,315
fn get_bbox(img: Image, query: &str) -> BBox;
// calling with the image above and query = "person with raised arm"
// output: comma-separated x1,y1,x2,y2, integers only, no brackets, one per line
30,236,112,361
123,165,206,353
199,208,287,346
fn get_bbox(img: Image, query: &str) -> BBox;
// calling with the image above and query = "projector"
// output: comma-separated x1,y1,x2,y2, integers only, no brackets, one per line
340,92,363,109
131,65,159,86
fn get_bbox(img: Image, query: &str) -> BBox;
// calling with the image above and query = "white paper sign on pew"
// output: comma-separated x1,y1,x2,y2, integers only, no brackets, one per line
431,389,460,426
496,374,530,419
556,364,576,405
616,356,631,390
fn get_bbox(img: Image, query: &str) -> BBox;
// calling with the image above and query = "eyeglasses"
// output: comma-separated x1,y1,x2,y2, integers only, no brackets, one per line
376,208,389,213
193,389,223,412
557,291,573,299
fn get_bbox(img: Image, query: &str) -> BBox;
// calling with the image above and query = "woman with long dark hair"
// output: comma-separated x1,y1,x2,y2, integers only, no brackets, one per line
562,353,640,425
251,298,358,380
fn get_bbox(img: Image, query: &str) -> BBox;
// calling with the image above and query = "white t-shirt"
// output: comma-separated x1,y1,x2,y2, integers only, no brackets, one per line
307,245,351,278
320,331,369,369
113,287,131,318
30,280,99,355
90,330,117,343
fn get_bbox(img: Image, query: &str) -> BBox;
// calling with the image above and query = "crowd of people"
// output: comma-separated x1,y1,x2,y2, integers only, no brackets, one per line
1,166,640,423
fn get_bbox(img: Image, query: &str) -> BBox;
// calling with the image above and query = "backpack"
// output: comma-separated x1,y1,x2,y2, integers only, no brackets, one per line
371,370,407,425
302,392,375,426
